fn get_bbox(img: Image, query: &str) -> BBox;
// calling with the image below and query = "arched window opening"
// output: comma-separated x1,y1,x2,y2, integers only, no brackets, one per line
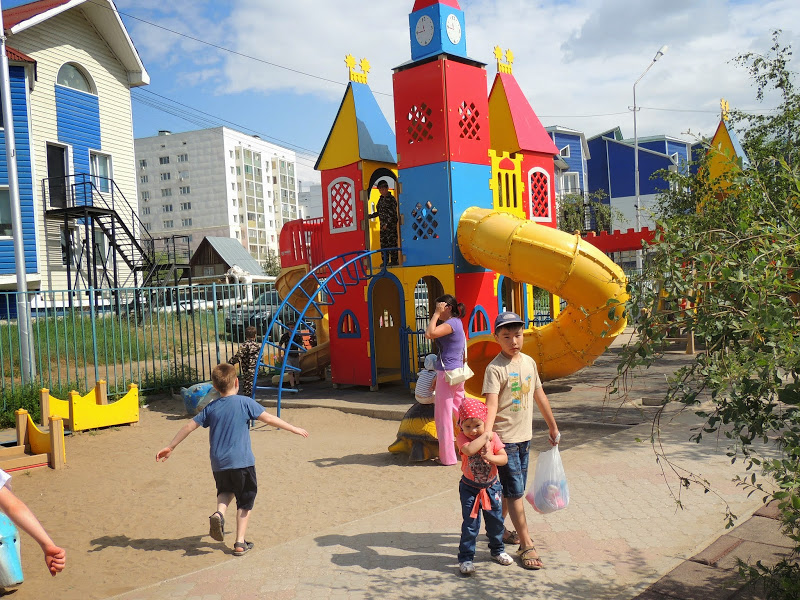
57,63,94,94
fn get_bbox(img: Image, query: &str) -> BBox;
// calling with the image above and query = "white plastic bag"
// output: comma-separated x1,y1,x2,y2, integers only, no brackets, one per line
526,447,569,514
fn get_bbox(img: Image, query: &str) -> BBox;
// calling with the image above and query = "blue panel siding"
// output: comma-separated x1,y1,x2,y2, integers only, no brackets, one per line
606,142,636,198
639,140,667,154
666,140,690,172
398,162,454,267
55,85,101,180
0,66,36,275
551,132,584,189
450,162,492,274
586,136,611,198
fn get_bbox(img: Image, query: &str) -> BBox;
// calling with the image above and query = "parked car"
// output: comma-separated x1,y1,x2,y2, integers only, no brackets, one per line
224,290,286,341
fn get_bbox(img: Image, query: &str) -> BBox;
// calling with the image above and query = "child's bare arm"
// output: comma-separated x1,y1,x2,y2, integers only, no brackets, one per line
256,411,309,437
482,442,508,466
460,432,491,456
429,374,436,392
156,420,200,461
484,392,498,433
533,386,560,445
0,486,65,576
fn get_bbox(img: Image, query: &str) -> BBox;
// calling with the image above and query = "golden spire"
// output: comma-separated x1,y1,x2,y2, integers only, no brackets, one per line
720,98,730,121
494,46,514,74
345,54,370,84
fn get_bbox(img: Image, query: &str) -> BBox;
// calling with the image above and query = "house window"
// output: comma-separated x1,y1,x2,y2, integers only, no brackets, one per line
180,201,191,210
561,172,579,195
178,171,189,180
143,222,151,231
160,172,171,181
139,159,147,168
177,153,188,162
0,189,12,236
142,206,150,215
161,188,172,197
90,152,111,193
560,145,571,158
163,204,173,212
60,226,78,265
159,156,170,165
180,186,190,195
181,218,192,227
141,191,150,201
203,266,215,276
56,63,93,94
140,175,148,184
163,220,173,228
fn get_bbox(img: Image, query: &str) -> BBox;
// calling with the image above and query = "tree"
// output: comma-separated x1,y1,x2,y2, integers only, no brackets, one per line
557,189,621,234
614,32,800,598
261,249,282,278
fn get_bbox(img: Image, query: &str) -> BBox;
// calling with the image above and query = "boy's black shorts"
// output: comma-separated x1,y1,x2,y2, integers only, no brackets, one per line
213,466,257,510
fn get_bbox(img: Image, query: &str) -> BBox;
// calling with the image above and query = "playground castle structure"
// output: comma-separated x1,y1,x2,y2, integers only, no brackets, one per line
257,1,629,410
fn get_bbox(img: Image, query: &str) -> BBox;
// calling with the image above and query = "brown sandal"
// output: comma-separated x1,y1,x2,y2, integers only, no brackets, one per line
518,546,543,570
503,529,520,545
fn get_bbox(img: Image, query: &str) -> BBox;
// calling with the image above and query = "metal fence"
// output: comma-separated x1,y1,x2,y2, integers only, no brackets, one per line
0,282,284,405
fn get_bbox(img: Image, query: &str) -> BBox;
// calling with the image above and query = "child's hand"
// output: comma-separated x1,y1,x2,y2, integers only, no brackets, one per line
156,447,172,461
44,544,65,576
548,430,561,446
293,427,309,438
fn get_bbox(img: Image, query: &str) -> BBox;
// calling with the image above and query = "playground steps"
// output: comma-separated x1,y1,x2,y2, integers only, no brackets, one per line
0,446,50,471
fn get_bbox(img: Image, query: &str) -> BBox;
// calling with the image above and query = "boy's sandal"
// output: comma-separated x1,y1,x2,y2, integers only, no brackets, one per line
233,541,254,556
208,511,225,542
518,546,543,570
502,528,520,545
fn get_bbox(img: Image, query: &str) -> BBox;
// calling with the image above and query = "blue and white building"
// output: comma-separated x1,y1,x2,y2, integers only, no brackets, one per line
1,0,148,293
545,125,590,200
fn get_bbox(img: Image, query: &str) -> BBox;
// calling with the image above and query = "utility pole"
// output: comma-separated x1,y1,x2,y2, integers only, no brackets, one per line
0,2,37,383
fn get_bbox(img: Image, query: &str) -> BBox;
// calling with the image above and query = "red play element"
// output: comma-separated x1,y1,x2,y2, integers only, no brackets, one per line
521,154,557,228
455,271,498,336
328,284,372,386
492,73,558,155
413,0,460,10
581,227,658,253
320,164,366,261
393,59,490,169
279,218,324,269
498,157,515,170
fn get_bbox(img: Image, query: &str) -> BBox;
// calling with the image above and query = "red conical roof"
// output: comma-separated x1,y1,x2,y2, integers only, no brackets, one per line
412,0,460,11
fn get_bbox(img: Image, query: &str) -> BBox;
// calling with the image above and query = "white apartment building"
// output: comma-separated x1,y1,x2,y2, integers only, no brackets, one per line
134,127,301,263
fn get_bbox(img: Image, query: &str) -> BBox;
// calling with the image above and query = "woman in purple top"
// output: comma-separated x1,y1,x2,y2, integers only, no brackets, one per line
425,294,468,465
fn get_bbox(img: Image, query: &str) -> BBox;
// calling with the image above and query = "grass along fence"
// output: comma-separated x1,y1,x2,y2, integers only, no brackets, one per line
0,282,280,406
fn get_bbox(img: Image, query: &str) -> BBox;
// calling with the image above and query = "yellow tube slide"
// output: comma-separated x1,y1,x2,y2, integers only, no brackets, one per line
457,208,628,395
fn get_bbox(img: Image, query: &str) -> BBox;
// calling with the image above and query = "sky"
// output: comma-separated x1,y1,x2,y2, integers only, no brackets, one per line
7,0,799,186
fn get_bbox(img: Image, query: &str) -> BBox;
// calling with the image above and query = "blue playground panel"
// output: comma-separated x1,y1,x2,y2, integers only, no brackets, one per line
398,162,454,267
451,161,492,274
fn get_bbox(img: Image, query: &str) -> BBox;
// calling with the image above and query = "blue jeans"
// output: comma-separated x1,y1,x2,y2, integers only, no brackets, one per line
458,477,505,563
497,440,530,499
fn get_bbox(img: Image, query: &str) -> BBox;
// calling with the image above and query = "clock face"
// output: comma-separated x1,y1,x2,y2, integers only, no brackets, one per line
415,15,434,47
445,14,462,44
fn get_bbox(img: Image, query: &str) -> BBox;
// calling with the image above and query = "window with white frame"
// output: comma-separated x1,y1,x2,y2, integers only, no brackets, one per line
163,220,173,228
161,188,172,197
139,159,147,168
177,153,188,162
160,172,171,181
159,156,169,165
0,189,11,236
143,222,151,231
163,204,173,212
90,152,111,193
141,191,150,201
561,172,579,194
560,145,571,158
142,206,150,215
140,175,148,184
181,218,192,227
179,186,190,195
180,201,191,210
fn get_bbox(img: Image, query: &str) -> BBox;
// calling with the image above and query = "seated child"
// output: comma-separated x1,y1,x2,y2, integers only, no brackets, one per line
456,397,513,575
414,353,437,404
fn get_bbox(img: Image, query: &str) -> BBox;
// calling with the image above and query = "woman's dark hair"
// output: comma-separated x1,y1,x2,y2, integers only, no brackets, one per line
436,294,466,319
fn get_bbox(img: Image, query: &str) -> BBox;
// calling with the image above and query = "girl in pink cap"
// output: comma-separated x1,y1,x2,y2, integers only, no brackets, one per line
455,397,513,575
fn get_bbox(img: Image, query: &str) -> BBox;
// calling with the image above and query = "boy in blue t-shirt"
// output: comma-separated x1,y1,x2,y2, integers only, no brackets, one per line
157,363,309,555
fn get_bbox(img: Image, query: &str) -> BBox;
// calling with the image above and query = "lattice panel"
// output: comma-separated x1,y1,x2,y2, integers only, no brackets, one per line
410,201,440,241
406,103,434,144
457,101,481,140
529,171,550,219
328,178,357,233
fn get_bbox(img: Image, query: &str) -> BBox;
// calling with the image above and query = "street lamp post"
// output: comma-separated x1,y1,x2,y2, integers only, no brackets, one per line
633,44,668,271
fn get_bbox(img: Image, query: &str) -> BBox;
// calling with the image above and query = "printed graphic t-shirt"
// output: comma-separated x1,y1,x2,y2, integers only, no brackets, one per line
457,432,505,484
481,353,542,443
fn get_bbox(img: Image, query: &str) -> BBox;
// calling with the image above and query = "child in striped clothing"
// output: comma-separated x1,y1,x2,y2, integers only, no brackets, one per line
415,354,438,404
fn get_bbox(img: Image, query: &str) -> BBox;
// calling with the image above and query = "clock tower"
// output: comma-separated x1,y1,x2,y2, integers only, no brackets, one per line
409,0,467,61
393,0,493,278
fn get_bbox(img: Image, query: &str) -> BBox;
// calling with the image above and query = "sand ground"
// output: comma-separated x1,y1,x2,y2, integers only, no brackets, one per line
2,390,615,600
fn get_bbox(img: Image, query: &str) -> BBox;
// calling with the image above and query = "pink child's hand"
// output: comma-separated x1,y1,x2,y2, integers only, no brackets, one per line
44,544,65,576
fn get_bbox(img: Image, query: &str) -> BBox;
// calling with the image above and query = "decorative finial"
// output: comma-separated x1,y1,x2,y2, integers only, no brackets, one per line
494,46,514,74
345,54,370,84
720,98,730,121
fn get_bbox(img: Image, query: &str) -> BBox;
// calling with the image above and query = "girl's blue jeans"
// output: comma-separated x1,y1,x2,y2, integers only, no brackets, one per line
458,477,506,563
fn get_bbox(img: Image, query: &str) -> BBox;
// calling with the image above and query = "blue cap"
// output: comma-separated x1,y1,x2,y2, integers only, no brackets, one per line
494,311,524,331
